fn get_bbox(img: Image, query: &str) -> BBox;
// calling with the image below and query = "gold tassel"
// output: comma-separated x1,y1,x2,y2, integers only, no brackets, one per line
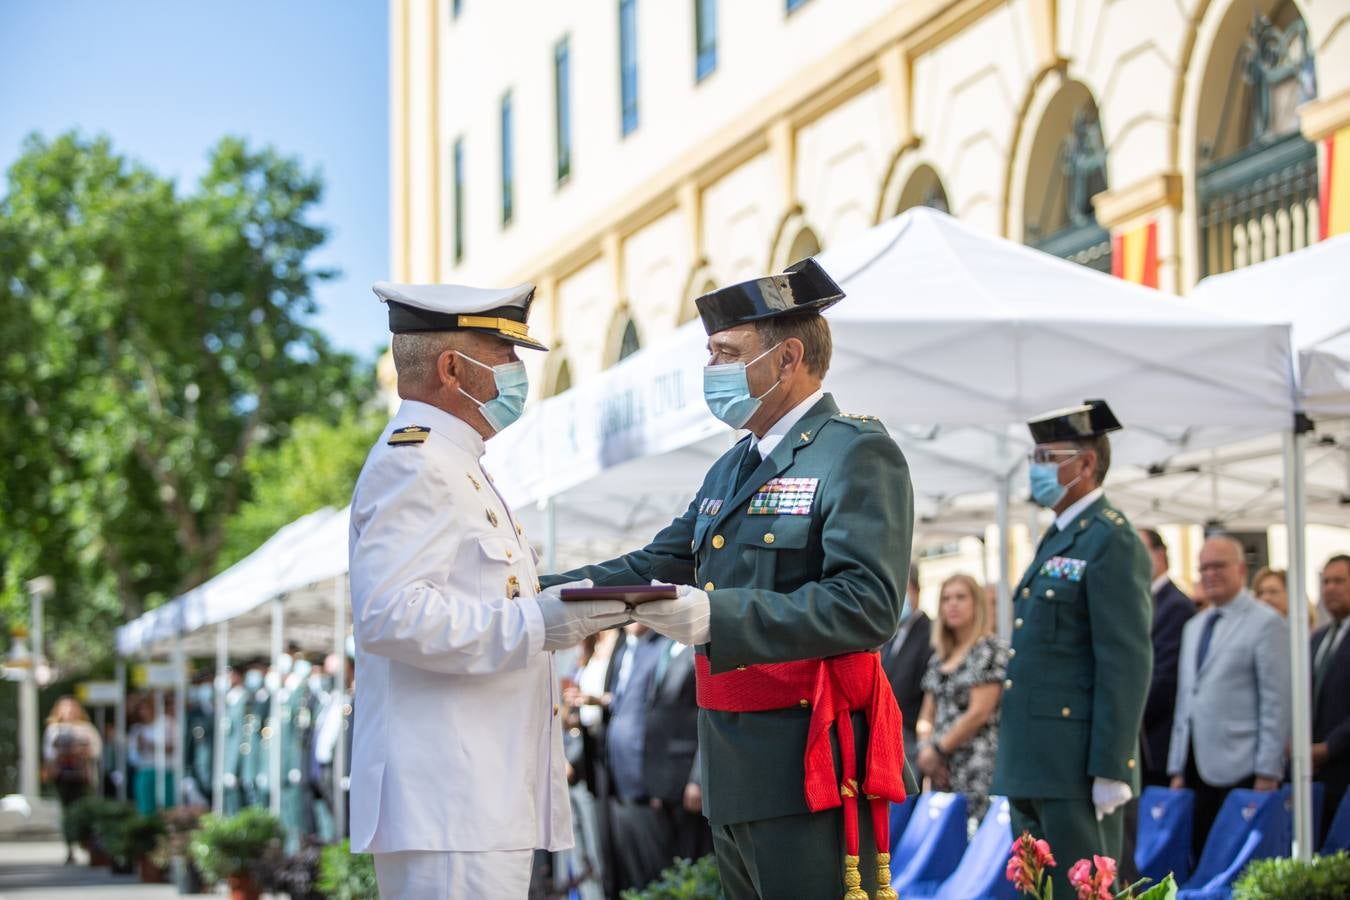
874,852,898,900
843,854,868,900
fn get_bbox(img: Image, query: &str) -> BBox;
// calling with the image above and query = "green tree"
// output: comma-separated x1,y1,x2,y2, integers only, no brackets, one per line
0,132,371,664
217,408,385,570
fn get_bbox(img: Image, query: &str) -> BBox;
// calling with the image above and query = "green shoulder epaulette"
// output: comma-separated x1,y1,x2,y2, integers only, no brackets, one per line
831,412,886,431
388,425,431,447
1097,506,1128,528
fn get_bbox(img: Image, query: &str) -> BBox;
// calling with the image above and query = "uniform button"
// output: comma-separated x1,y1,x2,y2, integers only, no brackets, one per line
552,705,559,717
690,540,696,550
516,524,523,536
1061,707,1071,718
763,533,775,544
1008,648,1016,659
1004,679,1013,690
1045,588,1055,598
1014,617,1024,629
712,534,725,549
705,582,715,591
736,665,747,671
1127,758,1136,769
799,699,809,709
1021,588,1030,598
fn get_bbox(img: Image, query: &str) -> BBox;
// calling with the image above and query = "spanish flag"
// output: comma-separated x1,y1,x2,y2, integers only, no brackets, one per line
1321,126,1350,239
1111,220,1159,288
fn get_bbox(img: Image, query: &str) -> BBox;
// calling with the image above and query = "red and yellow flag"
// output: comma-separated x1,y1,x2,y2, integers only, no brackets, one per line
1322,127,1350,239
1111,220,1159,288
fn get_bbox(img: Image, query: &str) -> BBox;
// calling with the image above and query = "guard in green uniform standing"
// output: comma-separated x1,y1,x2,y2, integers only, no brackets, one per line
220,666,247,815
544,259,914,900
183,676,215,806
991,401,1152,897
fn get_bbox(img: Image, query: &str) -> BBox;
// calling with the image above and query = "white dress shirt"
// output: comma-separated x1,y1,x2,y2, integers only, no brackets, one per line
752,388,824,458
1055,486,1105,532
348,399,570,855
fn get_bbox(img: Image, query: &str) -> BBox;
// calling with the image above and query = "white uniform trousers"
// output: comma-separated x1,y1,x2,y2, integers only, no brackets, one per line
374,849,534,899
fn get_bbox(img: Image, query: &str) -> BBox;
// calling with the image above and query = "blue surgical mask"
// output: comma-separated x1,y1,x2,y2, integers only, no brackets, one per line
292,659,313,680
244,670,264,691
1029,456,1084,509
194,685,214,709
702,342,783,428
457,351,529,433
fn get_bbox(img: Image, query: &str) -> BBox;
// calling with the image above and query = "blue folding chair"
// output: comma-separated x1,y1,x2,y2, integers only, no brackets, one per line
889,791,969,897
1177,789,1285,900
922,796,1018,900
888,796,919,856
1272,782,1323,856
1319,786,1350,853
1135,786,1194,886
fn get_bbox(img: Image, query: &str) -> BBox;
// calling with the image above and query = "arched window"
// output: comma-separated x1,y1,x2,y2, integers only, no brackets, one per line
896,164,949,215
786,227,821,265
543,357,572,398
1195,2,1319,275
617,318,641,361
680,277,717,325
1022,86,1111,273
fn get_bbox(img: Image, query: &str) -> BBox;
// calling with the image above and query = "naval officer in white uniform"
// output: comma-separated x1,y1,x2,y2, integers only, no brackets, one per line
350,281,628,898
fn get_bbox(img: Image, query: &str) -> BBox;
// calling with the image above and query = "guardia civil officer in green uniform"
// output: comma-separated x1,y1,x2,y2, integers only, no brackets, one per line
991,401,1152,898
544,260,915,900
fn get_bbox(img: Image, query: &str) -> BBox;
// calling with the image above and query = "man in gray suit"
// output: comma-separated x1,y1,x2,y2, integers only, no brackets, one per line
1168,535,1289,859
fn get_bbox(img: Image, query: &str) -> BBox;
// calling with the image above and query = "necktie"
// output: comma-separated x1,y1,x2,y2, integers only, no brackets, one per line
1314,620,1342,701
1036,522,1060,555
1195,610,1222,675
733,443,763,494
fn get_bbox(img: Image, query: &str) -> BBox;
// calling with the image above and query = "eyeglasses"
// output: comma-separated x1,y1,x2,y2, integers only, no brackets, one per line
1027,448,1081,465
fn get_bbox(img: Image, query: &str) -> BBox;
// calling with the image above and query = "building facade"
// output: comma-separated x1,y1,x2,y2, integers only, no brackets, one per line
388,0,1350,598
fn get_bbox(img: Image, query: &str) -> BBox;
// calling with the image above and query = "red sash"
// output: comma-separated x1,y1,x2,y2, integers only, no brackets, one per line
696,651,906,898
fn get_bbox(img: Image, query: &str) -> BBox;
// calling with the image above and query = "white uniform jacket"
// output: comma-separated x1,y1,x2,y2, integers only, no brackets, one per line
348,399,571,854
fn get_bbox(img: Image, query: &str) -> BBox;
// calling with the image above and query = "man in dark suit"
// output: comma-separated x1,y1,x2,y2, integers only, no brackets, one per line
1312,554,1350,839
1137,529,1195,785
603,625,710,892
882,564,933,774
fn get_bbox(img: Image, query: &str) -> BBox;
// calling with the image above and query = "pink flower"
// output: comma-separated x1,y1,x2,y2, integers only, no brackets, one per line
1034,839,1057,869
1092,855,1118,899
1006,855,1031,892
1068,859,1094,899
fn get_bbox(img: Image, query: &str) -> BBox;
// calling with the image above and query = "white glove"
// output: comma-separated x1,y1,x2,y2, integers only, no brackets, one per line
1092,777,1132,821
536,580,630,651
633,583,711,646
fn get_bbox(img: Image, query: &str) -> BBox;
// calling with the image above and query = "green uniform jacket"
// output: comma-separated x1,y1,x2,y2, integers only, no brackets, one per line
546,394,914,826
991,494,1152,800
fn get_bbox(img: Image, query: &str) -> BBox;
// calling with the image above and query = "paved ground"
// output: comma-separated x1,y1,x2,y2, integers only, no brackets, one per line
0,841,235,898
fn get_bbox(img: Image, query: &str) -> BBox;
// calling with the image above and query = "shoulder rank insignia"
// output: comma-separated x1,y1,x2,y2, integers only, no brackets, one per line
748,477,819,516
1101,508,1126,526
1040,555,1087,582
839,412,878,422
388,425,430,446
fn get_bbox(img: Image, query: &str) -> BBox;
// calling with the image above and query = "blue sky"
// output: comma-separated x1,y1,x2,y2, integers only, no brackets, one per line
0,1,390,360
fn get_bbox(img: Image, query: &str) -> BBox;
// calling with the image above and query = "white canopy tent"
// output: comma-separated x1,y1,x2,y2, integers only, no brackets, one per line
117,207,1310,850
1187,232,1350,859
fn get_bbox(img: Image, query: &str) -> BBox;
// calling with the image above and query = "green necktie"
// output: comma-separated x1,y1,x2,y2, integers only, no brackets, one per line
733,443,763,494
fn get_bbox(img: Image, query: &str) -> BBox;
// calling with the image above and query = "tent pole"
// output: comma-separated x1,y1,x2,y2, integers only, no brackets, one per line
173,638,186,806
212,622,227,815
269,595,284,817
333,574,348,839
996,472,1012,641
114,658,127,802
154,686,166,810
1283,423,1313,860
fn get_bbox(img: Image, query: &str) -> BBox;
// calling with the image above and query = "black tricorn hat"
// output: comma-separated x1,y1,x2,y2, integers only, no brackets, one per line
694,258,844,336
1028,399,1123,444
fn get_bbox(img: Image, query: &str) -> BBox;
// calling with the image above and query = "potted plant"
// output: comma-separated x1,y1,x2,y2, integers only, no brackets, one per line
66,797,133,867
268,836,325,900
1233,851,1350,898
317,840,379,900
189,808,284,900
106,812,167,882
153,805,207,895
1006,831,1177,899
621,855,723,899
